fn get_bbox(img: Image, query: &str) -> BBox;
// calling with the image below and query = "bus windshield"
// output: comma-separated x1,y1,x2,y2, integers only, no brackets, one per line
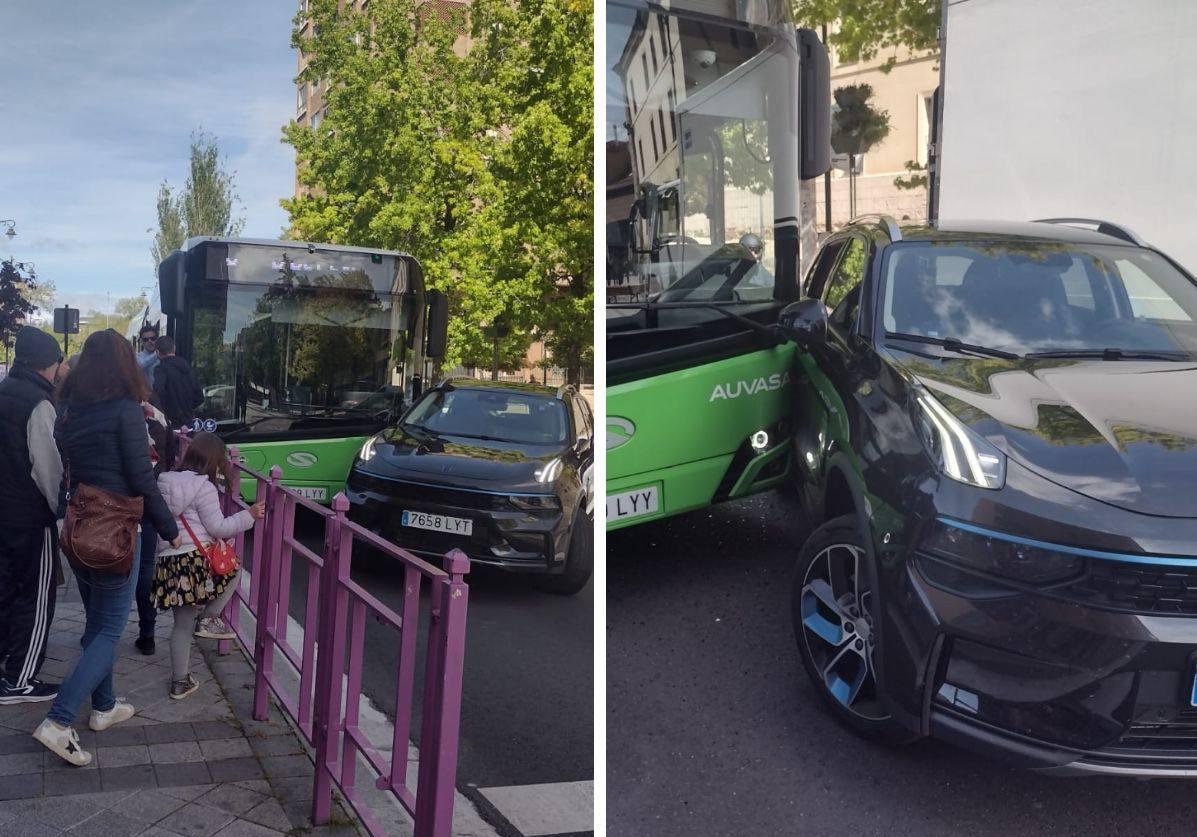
607,0,799,315
187,244,416,431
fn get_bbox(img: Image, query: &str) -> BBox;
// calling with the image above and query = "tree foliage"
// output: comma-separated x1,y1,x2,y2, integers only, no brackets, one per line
792,0,940,71
0,261,38,351
151,132,245,273
282,0,593,380
831,83,890,156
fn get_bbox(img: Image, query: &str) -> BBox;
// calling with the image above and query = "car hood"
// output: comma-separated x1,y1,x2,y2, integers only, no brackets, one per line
358,427,565,492
888,348,1197,518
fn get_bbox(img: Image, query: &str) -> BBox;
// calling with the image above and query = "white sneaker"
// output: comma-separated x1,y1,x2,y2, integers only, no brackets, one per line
89,699,135,732
33,719,92,767
195,617,235,640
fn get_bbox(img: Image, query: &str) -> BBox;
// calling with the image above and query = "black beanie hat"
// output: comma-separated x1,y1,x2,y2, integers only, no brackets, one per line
14,326,64,370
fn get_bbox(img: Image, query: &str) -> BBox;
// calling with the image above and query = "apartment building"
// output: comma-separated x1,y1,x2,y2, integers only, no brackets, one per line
818,40,939,226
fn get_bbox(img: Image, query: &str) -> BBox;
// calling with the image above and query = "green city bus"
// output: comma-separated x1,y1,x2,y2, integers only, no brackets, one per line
606,1,829,530
140,237,447,502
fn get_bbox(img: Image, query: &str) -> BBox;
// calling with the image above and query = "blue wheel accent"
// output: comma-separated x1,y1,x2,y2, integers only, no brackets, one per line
802,591,843,645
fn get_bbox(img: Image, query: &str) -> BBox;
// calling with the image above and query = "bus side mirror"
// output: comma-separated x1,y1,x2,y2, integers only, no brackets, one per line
425,290,449,359
778,299,828,346
797,28,831,179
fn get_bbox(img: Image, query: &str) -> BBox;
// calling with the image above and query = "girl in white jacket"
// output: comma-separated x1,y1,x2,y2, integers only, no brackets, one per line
153,433,264,700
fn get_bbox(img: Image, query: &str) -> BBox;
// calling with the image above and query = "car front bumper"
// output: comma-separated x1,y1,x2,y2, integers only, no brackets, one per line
895,545,1197,777
344,471,569,573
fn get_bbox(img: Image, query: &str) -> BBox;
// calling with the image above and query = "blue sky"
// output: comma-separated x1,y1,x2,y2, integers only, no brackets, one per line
0,2,297,314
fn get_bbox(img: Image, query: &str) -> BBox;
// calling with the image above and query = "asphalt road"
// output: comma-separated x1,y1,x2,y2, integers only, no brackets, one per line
608,491,1197,837
282,507,594,791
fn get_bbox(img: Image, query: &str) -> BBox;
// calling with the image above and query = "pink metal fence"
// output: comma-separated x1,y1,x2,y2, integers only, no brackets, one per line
177,436,471,837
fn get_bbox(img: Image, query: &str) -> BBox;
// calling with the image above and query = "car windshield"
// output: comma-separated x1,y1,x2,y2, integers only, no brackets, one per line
880,241,1197,356
403,388,568,446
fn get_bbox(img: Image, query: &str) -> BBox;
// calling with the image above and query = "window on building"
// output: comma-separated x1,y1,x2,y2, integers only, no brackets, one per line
650,114,659,162
649,34,658,76
657,14,669,51
629,78,638,115
311,109,323,131
916,92,934,166
658,109,667,153
667,91,676,142
637,139,645,175
297,82,309,115
641,53,649,91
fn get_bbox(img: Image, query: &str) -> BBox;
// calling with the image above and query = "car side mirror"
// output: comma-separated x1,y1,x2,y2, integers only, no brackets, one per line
575,435,592,456
778,298,828,346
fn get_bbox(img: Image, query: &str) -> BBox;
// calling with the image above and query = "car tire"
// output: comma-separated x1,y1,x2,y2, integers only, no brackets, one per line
791,514,913,743
534,507,593,596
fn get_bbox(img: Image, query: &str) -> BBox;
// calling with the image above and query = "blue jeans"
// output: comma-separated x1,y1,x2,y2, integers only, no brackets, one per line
135,524,158,640
47,536,141,726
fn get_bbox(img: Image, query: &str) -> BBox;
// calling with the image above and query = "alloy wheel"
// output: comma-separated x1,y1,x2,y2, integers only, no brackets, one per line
799,543,889,720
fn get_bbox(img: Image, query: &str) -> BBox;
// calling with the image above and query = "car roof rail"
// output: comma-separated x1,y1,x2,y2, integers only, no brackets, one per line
1033,217,1145,246
848,214,902,242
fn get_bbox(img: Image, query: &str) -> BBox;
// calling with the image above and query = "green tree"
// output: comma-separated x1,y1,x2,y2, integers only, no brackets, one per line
0,260,38,356
832,84,890,156
150,132,245,273
282,0,593,382
792,0,940,71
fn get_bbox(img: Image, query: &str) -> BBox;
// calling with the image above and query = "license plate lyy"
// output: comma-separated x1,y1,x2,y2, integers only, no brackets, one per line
606,485,659,522
291,486,327,501
401,510,473,536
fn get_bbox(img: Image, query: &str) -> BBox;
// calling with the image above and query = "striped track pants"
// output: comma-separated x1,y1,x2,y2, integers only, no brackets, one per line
0,526,57,687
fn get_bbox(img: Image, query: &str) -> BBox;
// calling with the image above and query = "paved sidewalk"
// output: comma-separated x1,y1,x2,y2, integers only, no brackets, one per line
0,577,360,837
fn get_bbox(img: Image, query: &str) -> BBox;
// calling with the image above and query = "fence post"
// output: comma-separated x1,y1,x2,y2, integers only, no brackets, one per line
413,549,470,837
252,465,284,722
217,446,243,656
311,493,351,825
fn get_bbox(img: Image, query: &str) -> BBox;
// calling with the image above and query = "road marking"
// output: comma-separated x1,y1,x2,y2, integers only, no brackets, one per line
478,781,593,836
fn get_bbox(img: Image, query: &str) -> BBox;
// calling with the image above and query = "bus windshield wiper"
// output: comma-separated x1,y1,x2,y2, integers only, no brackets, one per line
608,301,781,340
886,332,1020,360
1024,348,1193,361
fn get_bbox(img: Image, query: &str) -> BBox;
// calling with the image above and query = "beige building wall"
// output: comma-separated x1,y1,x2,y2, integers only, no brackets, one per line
817,43,939,227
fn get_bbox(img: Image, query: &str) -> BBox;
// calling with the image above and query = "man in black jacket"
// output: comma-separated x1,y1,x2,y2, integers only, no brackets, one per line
152,335,203,430
0,327,64,704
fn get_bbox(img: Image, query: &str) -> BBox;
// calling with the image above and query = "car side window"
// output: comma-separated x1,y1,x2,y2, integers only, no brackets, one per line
823,236,867,312
570,397,589,440
803,239,847,298
578,397,593,438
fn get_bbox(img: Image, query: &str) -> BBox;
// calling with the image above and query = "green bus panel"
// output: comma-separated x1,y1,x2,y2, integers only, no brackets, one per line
226,434,370,503
606,345,796,530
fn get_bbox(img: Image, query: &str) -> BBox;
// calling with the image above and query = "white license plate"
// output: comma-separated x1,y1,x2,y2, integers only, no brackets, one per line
606,486,659,522
401,510,473,536
291,486,327,501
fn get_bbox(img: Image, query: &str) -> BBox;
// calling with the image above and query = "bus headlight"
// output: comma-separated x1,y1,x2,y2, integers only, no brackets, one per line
358,434,381,462
914,392,1005,490
750,430,770,452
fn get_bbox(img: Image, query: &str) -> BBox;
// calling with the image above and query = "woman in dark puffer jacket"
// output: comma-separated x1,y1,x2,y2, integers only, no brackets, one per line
32,330,181,766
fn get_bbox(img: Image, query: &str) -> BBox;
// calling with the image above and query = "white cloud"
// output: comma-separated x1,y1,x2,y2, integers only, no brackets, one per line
0,1,296,301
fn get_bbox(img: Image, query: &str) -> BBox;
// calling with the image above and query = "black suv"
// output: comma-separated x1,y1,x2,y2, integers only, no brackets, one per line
346,379,594,594
783,217,1197,775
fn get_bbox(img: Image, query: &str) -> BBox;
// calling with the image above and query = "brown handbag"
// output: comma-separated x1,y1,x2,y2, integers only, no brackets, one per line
61,482,144,575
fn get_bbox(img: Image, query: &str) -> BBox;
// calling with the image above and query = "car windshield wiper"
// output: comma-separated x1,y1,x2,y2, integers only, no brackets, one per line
1024,348,1194,361
886,332,1020,360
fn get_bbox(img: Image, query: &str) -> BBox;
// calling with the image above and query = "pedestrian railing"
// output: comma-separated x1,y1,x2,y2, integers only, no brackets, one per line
175,434,470,837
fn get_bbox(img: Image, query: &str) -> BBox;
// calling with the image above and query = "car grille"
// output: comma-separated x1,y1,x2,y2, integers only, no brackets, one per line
1067,561,1197,616
349,471,510,511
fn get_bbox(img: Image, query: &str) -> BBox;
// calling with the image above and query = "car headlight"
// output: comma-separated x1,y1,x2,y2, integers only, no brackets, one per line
920,519,1084,584
914,391,1005,489
508,494,562,511
358,434,381,462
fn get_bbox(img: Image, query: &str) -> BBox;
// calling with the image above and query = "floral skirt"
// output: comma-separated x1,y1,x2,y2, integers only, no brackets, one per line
152,548,237,610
